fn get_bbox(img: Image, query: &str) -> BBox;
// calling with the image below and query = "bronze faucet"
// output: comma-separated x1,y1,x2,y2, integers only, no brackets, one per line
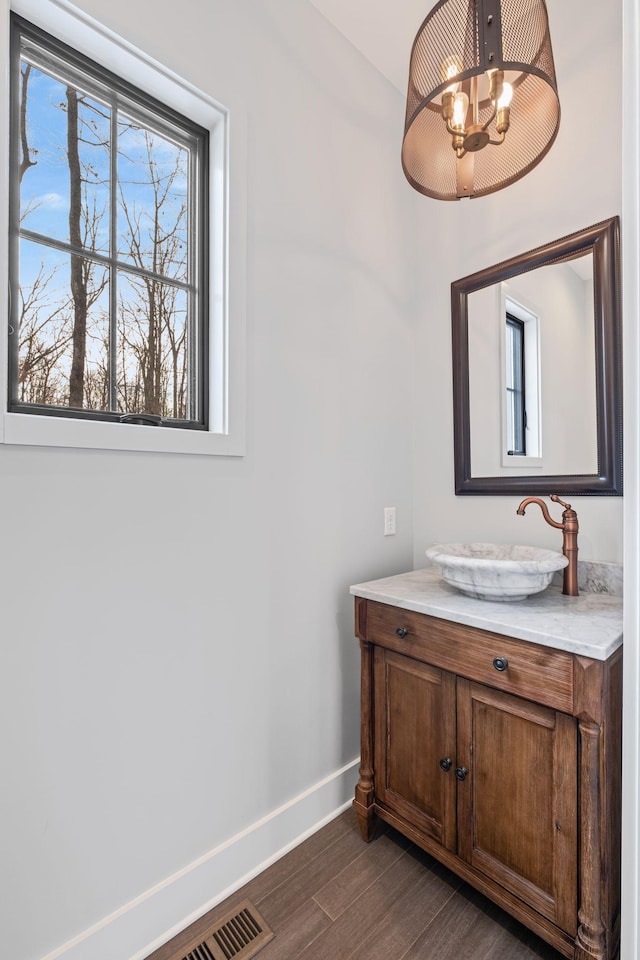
516,494,579,596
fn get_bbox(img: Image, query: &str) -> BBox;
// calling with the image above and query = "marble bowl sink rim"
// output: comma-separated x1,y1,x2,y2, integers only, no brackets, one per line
425,542,568,601
426,541,569,573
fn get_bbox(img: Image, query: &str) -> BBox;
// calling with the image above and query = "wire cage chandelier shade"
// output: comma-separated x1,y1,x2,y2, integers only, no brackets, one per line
402,0,560,200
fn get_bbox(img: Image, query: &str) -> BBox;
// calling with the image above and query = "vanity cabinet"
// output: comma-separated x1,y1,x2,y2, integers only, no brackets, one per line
354,597,622,960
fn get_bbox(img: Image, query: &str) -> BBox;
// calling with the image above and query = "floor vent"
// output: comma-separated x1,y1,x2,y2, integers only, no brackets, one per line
177,900,274,960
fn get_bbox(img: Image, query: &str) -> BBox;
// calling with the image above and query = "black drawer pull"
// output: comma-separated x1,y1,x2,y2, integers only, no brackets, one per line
395,627,409,639
439,758,452,772
493,657,509,672
455,766,468,781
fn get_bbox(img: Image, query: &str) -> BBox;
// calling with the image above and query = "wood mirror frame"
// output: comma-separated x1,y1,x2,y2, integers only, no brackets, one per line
451,217,622,495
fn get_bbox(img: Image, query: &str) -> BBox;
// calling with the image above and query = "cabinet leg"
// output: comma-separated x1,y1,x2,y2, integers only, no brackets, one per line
354,634,377,842
574,932,607,960
574,719,607,960
353,789,376,842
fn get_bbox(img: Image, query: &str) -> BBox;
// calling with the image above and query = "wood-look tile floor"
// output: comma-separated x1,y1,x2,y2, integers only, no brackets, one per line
149,809,566,960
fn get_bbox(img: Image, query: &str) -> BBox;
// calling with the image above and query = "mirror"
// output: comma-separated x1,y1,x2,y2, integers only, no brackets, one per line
452,217,622,495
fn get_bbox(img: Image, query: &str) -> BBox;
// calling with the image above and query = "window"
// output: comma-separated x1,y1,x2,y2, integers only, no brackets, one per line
505,312,526,456
0,0,247,456
500,287,542,466
10,14,208,429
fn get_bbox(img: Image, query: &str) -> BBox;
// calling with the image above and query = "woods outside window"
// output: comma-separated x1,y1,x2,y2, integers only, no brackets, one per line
9,14,209,430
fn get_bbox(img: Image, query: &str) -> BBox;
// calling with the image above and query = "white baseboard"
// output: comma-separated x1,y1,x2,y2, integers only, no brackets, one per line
40,758,360,960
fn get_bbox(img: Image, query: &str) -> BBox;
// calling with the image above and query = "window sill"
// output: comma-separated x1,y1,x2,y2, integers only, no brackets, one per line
1,412,244,456
500,454,544,470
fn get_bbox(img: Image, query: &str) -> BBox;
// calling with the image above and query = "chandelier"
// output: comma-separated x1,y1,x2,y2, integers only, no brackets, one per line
402,0,560,200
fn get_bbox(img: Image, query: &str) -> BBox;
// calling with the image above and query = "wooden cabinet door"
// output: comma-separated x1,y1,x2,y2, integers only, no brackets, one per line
456,679,578,935
373,647,456,850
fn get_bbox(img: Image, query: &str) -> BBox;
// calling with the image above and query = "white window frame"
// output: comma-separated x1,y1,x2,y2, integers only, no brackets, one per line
0,0,246,456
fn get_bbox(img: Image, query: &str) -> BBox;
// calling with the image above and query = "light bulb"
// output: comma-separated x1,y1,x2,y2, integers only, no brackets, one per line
498,82,513,109
452,92,469,133
496,82,513,135
442,55,463,93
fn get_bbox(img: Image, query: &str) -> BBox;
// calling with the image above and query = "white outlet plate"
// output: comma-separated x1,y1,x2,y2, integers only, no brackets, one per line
384,506,396,536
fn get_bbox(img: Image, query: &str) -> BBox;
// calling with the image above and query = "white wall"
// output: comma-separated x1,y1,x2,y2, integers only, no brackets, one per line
0,2,420,958
412,0,624,566
622,1,640,956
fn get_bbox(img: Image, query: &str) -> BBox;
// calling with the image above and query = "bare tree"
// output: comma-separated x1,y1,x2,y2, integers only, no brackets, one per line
18,263,72,404
117,130,188,418
66,87,88,407
19,63,37,183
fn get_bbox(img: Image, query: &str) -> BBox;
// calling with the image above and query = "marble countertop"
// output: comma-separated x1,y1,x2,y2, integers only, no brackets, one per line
350,566,623,660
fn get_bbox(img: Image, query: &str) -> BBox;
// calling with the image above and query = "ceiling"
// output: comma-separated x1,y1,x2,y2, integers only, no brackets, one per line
308,1,590,100
308,0,428,93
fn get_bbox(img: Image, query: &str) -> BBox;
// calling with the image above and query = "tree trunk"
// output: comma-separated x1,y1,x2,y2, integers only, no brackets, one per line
19,64,37,183
67,88,87,408
142,282,163,415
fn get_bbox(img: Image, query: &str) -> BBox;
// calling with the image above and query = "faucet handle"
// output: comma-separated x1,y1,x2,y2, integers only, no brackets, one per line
549,494,572,510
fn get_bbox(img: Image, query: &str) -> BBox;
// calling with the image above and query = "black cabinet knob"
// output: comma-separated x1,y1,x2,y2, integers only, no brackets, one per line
455,766,468,781
439,758,452,772
395,627,409,639
493,657,509,672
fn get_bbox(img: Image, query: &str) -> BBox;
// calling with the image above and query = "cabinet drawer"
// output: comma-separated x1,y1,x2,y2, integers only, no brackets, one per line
363,601,574,714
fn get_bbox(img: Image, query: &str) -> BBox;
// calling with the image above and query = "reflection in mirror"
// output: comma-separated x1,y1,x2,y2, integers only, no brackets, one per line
468,253,597,477
452,218,622,495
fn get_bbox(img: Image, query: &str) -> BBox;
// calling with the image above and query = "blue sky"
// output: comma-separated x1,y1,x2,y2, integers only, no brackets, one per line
20,62,189,270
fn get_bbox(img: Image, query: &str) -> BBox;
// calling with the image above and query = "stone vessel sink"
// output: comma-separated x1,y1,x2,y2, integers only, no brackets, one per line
425,542,569,602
